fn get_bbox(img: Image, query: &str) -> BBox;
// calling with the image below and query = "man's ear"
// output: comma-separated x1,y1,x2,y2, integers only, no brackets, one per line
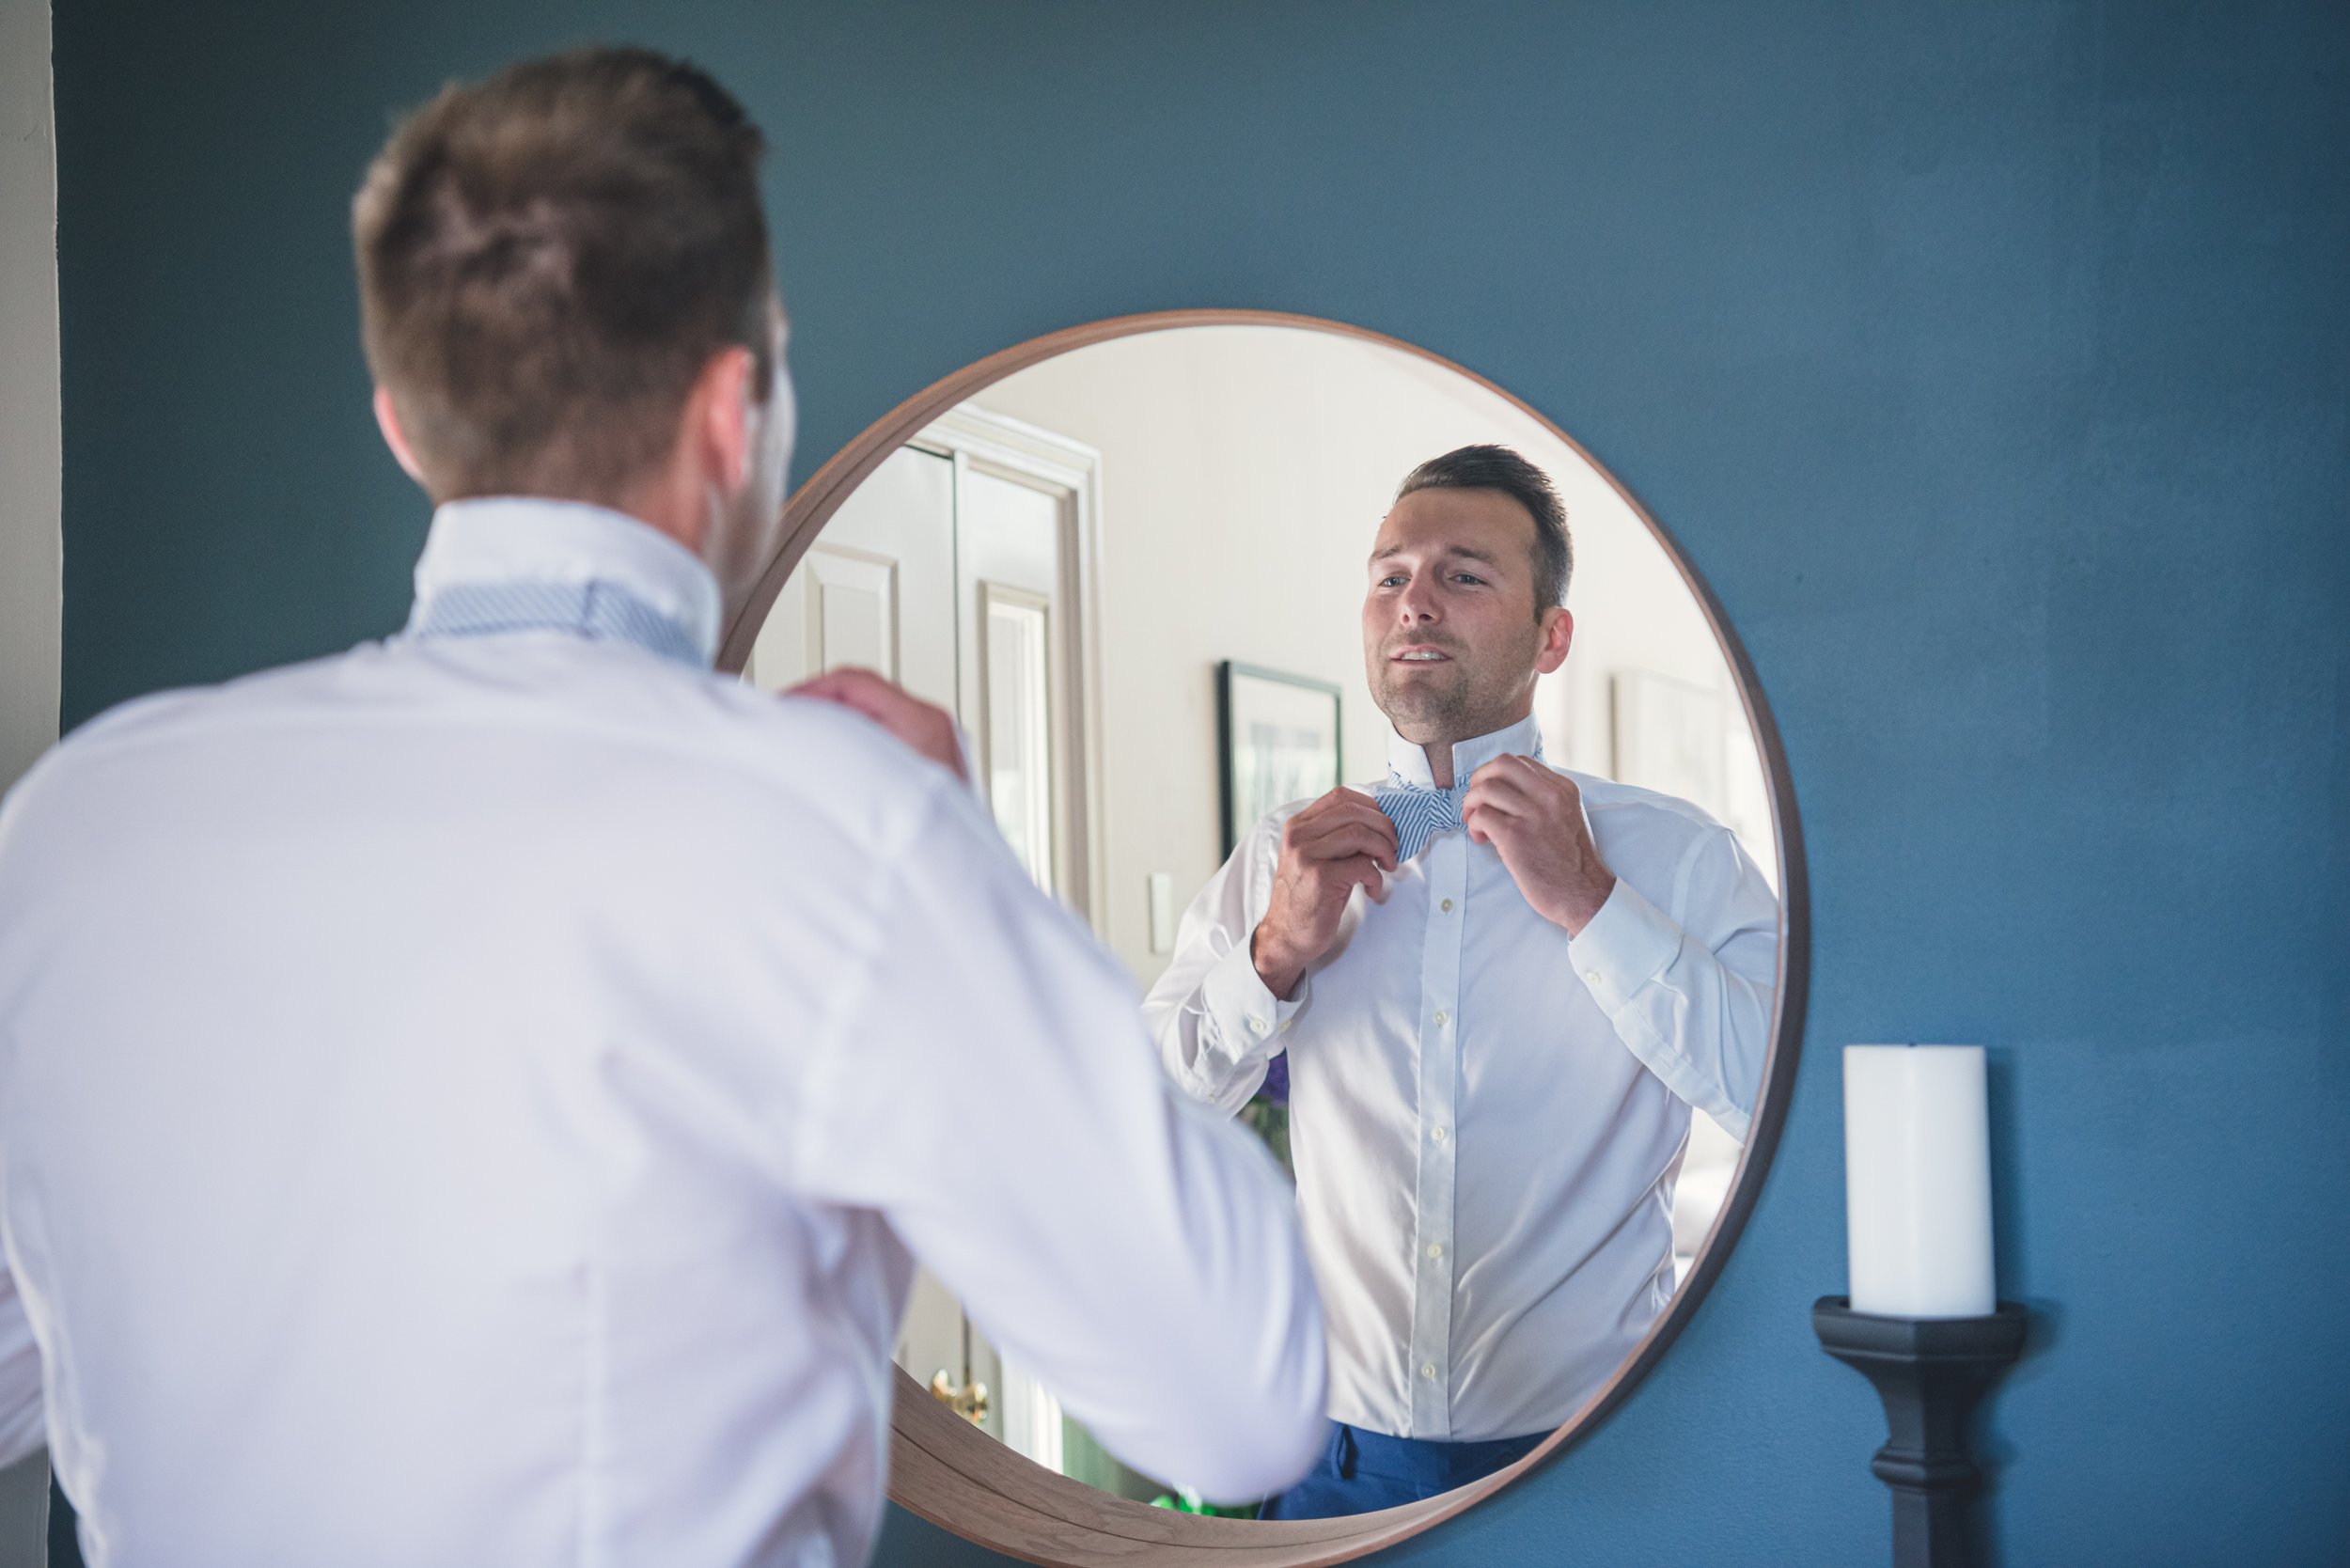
1535,606,1574,676
691,345,757,495
371,387,428,486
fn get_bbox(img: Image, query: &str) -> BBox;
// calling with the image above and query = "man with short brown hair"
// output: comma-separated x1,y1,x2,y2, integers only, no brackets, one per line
0,48,1324,1566
352,46,794,617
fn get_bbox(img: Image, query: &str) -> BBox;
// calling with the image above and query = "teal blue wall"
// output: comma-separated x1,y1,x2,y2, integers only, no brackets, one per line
52,3,2349,1563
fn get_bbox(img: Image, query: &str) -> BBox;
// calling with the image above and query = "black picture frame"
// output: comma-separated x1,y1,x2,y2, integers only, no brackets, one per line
1215,661,1344,858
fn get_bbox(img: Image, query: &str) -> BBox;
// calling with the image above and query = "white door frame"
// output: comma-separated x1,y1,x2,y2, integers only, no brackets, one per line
906,405,1108,934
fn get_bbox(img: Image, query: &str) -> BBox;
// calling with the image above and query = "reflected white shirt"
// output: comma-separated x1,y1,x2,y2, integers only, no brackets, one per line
0,497,1324,1567
1145,714,1777,1442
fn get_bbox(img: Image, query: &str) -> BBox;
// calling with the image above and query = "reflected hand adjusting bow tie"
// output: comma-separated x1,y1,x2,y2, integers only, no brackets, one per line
1371,738,1546,862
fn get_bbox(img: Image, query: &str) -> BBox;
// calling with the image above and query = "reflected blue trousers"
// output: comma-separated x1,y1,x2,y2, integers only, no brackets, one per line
1256,1420,1546,1520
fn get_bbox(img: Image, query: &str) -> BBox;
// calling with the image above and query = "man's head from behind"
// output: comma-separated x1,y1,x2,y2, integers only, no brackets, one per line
1363,445,1575,747
353,48,791,604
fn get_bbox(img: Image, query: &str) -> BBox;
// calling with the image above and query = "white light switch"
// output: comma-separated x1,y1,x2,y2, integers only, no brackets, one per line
1148,872,1176,954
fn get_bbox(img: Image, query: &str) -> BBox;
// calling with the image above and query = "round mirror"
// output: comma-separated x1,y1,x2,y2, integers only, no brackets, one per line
723,312,1804,1564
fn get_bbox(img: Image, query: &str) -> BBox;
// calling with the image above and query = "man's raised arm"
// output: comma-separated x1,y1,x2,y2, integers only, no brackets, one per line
796,778,1326,1501
1144,791,1396,1116
1567,823,1779,1138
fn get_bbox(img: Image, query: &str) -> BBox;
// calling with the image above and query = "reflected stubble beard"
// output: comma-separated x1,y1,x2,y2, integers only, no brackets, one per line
1369,628,1543,746
1371,653,1473,739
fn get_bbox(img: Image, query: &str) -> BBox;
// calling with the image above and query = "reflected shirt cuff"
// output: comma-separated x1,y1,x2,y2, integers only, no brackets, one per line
1567,878,1682,1011
1200,940,1307,1064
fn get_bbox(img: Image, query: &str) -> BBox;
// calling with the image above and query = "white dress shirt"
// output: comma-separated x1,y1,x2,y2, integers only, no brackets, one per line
0,497,1324,1567
1145,714,1777,1442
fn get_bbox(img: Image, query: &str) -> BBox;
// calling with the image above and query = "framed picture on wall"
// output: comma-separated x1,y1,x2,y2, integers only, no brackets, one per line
1217,662,1343,857
1610,668,1728,821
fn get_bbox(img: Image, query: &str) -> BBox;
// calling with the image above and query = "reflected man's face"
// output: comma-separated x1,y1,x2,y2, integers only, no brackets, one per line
1362,487,1572,746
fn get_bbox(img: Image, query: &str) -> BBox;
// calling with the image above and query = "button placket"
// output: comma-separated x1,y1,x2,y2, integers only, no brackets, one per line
1406,831,1466,1437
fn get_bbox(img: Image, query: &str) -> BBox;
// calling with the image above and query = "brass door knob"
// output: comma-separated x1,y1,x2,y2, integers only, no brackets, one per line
928,1369,990,1426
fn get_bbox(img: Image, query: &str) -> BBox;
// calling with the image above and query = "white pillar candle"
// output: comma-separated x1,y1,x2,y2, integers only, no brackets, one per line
1842,1043,1996,1318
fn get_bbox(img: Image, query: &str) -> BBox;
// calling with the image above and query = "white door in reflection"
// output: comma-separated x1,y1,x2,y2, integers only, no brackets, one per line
963,457,1070,898
981,587,1055,892
748,414,1099,1478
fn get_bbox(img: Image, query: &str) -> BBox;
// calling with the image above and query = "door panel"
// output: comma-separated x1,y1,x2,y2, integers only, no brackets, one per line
957,466,1079,910
748,445,956,707
980,586,1055,893
812,548,896,675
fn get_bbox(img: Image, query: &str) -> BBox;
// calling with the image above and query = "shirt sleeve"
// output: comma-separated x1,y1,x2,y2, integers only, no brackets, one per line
793,784,1326,1503
1567,825,1779,1141
1140,820,1308,1115
0,1266,44,1467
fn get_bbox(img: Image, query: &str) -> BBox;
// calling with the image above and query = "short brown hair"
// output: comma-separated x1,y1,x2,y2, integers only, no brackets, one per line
353,47,774,501
1395,445,1574,613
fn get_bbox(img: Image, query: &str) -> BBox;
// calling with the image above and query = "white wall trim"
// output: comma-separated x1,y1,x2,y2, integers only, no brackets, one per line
912,404,1109,934
0,0,57,1554
0,0,62,796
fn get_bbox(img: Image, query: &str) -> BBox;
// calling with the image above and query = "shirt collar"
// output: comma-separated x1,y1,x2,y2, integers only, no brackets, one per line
407,496,722,667
1385,711,1545,789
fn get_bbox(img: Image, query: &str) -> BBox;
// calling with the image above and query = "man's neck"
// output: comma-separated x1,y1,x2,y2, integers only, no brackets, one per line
612,475,711,562
1412,706,1535,789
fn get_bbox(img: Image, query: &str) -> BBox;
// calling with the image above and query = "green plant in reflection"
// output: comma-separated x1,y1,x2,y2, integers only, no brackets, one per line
1243,1051,1292,1177
1242,1094,1292,1178
1152,1486,1261,1517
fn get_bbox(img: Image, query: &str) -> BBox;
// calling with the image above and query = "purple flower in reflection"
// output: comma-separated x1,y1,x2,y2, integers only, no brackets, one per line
1261,1050,1289,1107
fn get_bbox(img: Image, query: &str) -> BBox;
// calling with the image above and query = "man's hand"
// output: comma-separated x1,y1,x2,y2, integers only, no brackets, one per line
1250,788,1398,999
787,667,969,783
1462,754,1616,934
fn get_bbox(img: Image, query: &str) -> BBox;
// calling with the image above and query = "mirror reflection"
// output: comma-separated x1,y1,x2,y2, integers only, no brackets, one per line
748,324,1781,1518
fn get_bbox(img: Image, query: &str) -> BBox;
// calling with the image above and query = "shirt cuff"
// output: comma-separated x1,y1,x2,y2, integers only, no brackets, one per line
1567,878,1682,1011
1200,940,1308,1059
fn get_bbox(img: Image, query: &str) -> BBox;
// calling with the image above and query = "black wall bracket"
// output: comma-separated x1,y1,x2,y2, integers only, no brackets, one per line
1812,1296,2029,1568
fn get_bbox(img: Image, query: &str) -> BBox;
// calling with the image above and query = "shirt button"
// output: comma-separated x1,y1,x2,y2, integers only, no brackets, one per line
1584,970,1603,987
1248,1015,1269,1035
1426,1243,1443,1260
1421,1362,1437,1380
1434,1010,1448,1027
1432,1125,1449,1143
1440,898,1453,913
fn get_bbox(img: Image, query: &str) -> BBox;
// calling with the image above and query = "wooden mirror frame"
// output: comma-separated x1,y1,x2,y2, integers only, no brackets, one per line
717,309,1810,1567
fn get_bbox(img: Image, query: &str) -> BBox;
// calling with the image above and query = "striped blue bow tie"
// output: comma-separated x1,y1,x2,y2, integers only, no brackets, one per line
1374,782,1468,863
409,579,706,669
